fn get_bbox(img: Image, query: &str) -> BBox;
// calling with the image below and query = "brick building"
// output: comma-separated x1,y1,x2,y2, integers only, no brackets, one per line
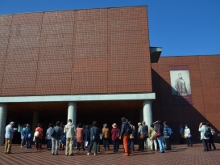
0,6,219,144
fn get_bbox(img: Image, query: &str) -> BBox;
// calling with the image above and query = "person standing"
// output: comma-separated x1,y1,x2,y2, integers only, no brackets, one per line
21,124,26,147
76,123,85,151
87,121,100,156
154,120,164,153
4,121,15,154
119,117,130,156
142,121,148,150
111,123,120,153
198,122,210,151
35,123,43,151
137,122,144,151
59,122,65,151
179,125,184,144
163,121,171,150
84,125,90,148
24,124,31,149
206,122,216,150
184,124,192,147
64,119,75,156
102,123,110,150
51,121,62,155
149,124,157,151
128,121,135,152
46,123,53,150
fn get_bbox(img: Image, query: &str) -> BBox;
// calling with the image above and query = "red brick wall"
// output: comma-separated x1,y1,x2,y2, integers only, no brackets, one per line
0,6,152,96
152,55,220,142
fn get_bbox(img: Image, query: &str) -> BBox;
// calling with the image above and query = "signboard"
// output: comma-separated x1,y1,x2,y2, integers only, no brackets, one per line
170,66,192,104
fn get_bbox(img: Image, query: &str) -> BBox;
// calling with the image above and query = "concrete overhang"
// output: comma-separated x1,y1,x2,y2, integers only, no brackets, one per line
150,47,162,63
0,93,156,103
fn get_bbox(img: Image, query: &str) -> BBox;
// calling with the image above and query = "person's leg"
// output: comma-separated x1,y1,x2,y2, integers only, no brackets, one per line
69,138,73,155
51,138,54,154
123,135,130,155
88,141,93,154
94,141,97,155
154,139,158,150
202,139,208,151
165,137,171,150
55,140,59,154
112,140,116,152
157,136,164,153
36,138,39,150
4,139,9,153
66,138,70,155
106,138,110,149
116,139,119,152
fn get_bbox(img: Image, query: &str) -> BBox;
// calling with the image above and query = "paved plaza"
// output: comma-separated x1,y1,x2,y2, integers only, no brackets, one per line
0,143,219,165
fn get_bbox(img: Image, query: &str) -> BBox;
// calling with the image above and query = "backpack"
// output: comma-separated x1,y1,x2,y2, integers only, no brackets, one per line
167,127,173,136
126,123,132,135
204,127,211,137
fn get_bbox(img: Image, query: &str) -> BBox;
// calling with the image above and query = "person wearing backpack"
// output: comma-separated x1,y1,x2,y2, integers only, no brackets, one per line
206,123,216,150
163,121,171,150
198,122,210,151
119,117,130,156
51,121,62,155
128,121,135,152
149,124,157,151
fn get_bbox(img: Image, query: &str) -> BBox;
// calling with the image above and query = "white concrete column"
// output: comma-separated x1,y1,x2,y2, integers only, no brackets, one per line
32,111,39,131
143,100,153,148
0,104,7,145
67,102,77,128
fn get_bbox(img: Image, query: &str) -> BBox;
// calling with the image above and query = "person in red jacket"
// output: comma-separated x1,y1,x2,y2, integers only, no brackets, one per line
35,123,43,151
111,123,120,153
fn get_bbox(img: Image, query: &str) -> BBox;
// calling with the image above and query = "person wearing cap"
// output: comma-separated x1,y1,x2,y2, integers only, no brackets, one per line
4,122,15,154
119,117,130,156
111,123,120,153
102,123,110,150
137,122,144,151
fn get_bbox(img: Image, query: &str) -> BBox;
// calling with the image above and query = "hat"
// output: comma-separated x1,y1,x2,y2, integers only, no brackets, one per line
103,124,107,127
112,123,117,128
138,122,141,125
10,121,14,125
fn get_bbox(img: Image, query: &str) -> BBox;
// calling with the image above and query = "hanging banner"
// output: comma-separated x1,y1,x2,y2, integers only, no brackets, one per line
170,66,192,104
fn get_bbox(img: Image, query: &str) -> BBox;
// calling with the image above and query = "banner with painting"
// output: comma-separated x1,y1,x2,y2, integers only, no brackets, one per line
170,66,192,104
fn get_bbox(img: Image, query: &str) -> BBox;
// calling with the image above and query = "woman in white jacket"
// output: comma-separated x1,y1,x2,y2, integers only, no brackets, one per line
198,122,210,152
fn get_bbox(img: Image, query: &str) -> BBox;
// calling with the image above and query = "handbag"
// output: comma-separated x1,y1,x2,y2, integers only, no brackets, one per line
187,133,192,138
156,125,162,137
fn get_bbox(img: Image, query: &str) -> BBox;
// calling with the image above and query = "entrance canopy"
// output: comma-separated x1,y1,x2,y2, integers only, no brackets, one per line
0,93,155,103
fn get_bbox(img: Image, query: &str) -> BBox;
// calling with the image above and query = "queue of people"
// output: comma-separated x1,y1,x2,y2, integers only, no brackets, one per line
4,119,217,155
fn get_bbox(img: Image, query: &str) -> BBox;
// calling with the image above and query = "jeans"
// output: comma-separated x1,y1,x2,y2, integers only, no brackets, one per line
202,139,209,151
112,140,119,152
157,136,164,152
51,138,59,154
88,141,98,154
186,137,192,146
25,138,31,149
47,139,52,149
103,138,109,149
128,138,134,151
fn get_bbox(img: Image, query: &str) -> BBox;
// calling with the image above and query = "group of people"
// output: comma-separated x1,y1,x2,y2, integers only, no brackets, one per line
4,118,217,156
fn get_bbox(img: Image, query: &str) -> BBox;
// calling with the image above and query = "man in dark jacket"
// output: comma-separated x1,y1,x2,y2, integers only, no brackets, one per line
142,121,148,150
84,125,90,148
119,117,130,156
51,121,62,155
24,124,31,149
87,121,100,156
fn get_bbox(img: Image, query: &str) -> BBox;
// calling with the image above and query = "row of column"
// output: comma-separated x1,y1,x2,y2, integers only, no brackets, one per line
0,100,152,146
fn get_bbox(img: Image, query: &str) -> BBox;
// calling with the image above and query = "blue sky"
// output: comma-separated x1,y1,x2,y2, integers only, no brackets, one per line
0,0,220,56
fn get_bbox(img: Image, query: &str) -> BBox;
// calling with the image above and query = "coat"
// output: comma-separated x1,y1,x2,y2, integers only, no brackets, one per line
102,127,110,138
51,126,62,140
90,126,100,142
76,128,84,142
84,128,90,141
199,125,209,140
141,124,148,138
64,122,75,138
5,124,14,139
35,127,43,139
111,128,120,141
